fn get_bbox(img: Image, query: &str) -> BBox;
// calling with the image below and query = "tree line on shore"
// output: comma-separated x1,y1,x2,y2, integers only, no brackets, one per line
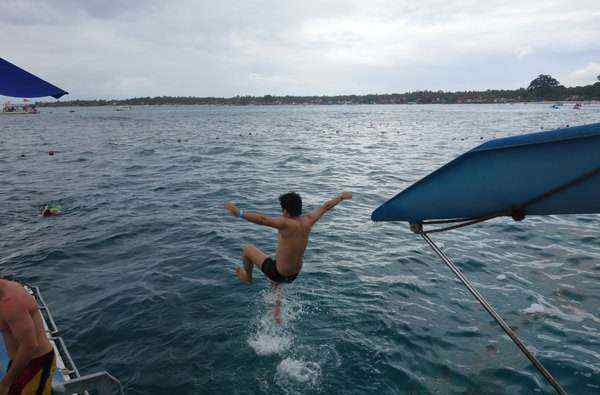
39,74,600,107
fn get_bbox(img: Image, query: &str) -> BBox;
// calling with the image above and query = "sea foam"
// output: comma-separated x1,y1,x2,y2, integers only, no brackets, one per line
276,358,322,386
247,287,296,356
248,323,293,356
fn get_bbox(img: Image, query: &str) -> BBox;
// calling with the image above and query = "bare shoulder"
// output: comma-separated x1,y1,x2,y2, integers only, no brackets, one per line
0,283,31,311
278,215,294,226
300,215,315,229
0,295,22,318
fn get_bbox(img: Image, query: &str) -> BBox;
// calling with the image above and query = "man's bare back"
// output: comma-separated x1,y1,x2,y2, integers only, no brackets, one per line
274,215,312,276
224,191,352,284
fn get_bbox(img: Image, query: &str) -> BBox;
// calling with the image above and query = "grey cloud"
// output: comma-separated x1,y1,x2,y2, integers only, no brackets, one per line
0,0,162,25
1,0,599,99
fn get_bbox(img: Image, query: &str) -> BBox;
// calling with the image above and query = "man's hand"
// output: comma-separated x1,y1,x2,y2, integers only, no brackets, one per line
0,382,9,395
224,202,240,217
340,192,352,200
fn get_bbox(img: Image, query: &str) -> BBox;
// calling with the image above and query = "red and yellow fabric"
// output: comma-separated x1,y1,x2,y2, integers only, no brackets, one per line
7,350,56,395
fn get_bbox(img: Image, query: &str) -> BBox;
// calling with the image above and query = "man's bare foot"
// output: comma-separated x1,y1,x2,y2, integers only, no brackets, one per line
235,266,252,284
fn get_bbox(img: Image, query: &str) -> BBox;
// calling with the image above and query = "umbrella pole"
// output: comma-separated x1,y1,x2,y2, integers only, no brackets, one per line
420,233,567,395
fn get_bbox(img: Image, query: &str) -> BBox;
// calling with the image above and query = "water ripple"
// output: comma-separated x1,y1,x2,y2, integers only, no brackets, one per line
2,104,600,394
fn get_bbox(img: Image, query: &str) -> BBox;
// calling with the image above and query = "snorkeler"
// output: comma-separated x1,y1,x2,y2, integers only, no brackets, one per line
224,191,352,285
41,204,62,217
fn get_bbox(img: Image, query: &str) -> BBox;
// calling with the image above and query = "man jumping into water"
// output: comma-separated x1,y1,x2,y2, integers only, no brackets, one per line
224,191,352,285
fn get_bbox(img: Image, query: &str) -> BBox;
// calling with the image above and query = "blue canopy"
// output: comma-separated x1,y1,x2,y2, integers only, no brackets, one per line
0,58,68,99
372,123,600,223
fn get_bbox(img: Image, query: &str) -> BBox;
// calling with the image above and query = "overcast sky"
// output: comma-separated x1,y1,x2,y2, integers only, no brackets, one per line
2,0,600,99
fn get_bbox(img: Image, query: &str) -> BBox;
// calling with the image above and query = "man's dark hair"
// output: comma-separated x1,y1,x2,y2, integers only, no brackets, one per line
279,192,302,217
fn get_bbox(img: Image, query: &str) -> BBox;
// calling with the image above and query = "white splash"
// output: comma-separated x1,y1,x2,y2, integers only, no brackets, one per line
247,287,296,356
524,303,546,314
523,301,599,323
276,358,322,386
496,274,507,280
248,321,293,356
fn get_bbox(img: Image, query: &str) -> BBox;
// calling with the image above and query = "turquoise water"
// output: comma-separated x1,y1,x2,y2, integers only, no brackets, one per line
1,104,599,394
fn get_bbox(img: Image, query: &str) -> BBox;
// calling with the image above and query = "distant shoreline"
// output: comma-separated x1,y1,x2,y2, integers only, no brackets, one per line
37,100,600,108
37,83,600,107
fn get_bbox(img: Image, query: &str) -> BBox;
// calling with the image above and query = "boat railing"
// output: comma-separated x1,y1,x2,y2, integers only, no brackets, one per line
27,286,125,395
50,336,79,379
52,371,124,395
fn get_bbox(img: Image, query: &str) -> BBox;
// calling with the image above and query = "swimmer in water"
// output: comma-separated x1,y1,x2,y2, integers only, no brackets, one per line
225,191,352,286
41,204,62,217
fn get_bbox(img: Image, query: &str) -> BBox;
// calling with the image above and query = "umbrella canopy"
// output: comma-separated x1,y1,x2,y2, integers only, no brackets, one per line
0,57,68,99
372,123,600,223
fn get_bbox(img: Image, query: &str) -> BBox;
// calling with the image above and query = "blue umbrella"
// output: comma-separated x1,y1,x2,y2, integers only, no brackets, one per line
0,57,68,99
373,123,600,224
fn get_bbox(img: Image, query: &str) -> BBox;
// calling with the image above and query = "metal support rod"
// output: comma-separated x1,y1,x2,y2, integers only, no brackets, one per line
32,286,59,335
420,233,567,395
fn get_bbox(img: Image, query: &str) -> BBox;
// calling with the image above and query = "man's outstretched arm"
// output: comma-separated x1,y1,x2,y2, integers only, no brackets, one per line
224,202,286,229
307,192,352,225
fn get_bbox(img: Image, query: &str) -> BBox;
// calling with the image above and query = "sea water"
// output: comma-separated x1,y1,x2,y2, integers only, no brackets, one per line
1,104,600,394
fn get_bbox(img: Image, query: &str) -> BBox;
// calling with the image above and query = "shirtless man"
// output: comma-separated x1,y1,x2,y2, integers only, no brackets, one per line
0,280,56,395
224,191,352,285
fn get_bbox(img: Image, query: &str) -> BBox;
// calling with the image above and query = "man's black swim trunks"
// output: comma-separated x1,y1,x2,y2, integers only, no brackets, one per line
261,257,298,284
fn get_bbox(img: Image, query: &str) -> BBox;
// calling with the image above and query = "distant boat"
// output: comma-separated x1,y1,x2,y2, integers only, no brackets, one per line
551,103,563,109
2,99,39,115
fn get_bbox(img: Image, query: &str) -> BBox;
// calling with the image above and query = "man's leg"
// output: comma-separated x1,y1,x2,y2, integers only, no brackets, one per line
272,283,283,325
235,244,268,284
